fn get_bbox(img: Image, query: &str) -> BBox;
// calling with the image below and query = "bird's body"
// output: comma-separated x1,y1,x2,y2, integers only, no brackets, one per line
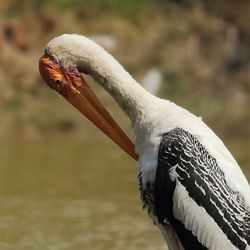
134,98,250,249
39,34,250,250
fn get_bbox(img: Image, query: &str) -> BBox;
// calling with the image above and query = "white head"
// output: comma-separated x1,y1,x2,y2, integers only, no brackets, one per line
45,34,134,86
39,34,140,160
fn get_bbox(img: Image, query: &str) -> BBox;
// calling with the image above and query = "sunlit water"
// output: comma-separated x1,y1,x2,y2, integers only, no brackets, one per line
0,140,249,250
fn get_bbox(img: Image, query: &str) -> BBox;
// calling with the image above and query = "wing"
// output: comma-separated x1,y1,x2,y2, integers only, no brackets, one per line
154,128,250,250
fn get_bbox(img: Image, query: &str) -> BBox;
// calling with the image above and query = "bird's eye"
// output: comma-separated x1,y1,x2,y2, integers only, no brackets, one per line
53,78,62,85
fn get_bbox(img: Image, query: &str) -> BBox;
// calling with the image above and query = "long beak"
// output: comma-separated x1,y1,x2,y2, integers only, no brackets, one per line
39,54,138,161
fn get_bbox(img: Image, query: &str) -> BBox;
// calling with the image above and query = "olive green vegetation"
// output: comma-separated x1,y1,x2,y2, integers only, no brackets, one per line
1,0,249,155
50,0,154,11
2,0,250,142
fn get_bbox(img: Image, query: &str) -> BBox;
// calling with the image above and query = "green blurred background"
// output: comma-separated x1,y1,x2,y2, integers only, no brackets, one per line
0,1,249,249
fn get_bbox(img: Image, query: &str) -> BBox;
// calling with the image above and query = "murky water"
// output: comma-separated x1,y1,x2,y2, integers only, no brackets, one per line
0,139,249,250
0,142,166,250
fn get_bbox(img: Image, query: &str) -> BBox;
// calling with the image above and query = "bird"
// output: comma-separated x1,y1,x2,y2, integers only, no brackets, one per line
39,34,250,250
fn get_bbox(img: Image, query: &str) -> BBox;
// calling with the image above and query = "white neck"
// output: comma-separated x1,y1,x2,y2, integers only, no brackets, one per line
46,34,157,124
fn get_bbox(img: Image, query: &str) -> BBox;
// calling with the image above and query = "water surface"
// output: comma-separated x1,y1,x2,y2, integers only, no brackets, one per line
0,139,249,250
0,143,165,250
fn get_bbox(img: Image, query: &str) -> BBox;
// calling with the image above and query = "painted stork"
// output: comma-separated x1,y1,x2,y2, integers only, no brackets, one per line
39,34,250,250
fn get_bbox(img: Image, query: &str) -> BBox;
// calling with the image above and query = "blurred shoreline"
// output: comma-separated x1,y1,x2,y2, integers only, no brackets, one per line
0,0,249,143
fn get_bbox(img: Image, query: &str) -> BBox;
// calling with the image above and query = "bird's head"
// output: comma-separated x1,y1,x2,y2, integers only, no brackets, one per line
39,53,88,98
39,49,138,160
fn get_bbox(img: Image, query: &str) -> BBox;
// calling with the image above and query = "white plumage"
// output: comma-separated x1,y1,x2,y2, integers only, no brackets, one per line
43,34,250,250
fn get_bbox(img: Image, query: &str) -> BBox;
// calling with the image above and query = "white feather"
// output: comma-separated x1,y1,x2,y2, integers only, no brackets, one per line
173,181,236,250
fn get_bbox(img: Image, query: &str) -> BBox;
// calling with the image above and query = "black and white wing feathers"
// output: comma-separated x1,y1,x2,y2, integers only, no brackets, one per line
155,128,250,250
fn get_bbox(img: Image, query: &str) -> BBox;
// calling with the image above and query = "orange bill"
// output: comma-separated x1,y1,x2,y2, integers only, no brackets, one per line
39,54,138,161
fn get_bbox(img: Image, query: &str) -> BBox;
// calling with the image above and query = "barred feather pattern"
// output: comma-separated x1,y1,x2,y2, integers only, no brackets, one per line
157,128,250,249
138,171,156,218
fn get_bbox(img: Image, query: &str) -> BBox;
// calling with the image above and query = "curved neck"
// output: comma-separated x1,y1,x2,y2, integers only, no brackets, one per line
76,49,156,124
89,64,155,123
